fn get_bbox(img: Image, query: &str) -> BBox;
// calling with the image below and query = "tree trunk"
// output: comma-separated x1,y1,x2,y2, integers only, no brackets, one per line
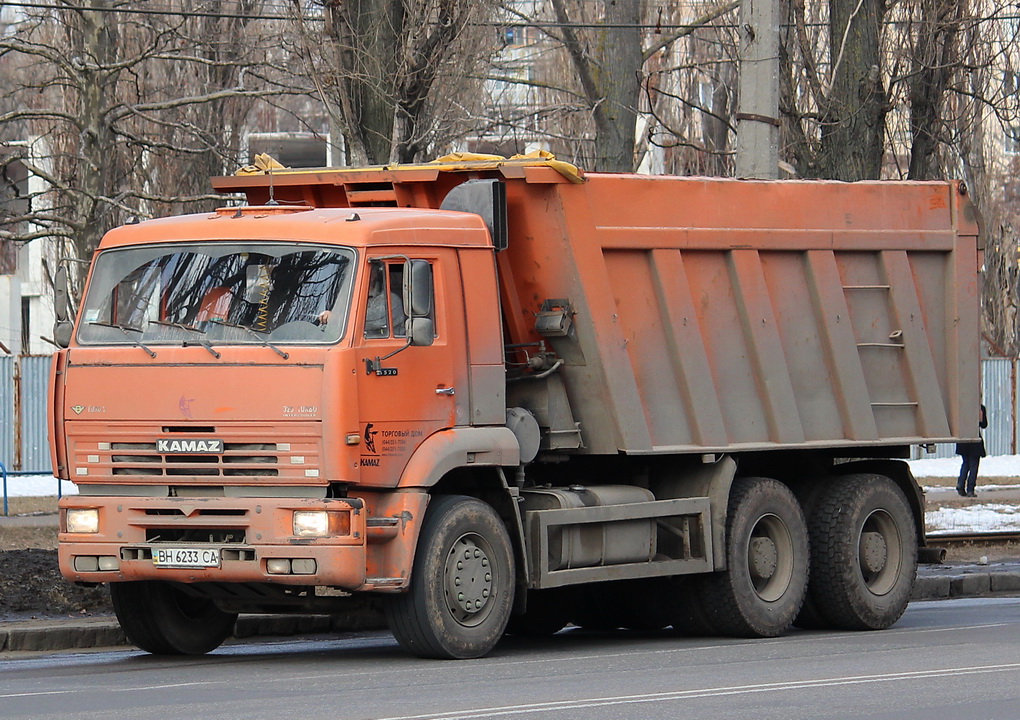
817,0,887,180
907,0,963,180
74,0,119,261
552,0,643,172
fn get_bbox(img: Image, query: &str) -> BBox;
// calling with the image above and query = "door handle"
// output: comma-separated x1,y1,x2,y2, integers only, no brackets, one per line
435,387,456,396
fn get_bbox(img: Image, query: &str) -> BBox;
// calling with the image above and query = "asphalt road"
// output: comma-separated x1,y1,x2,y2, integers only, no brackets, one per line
3,598,1020,720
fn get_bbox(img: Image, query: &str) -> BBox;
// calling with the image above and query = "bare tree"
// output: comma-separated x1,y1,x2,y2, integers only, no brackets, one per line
780,0,890,180
0,1,301,284
496,0,739,173
904,0,967,180
290,0,501,165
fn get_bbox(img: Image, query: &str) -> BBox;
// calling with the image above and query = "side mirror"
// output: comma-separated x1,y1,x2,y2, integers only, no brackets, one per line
53,320,73,348
404,259,433,318
408,317,434,347
54,264,70,322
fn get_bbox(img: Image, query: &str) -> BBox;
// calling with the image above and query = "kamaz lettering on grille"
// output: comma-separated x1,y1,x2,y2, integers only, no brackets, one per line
156,439,224,453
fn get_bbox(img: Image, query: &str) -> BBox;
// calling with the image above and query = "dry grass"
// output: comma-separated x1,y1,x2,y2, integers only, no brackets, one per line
0,527,57,551
3,496,58,516
1,496,59,550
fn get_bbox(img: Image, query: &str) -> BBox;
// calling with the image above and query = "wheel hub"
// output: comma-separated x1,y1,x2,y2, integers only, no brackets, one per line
860,530,888,575
749,536,778,581
446,537,493,616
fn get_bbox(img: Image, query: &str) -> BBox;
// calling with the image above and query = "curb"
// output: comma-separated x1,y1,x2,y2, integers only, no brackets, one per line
0,608,387,654
4,565,1020,654
911,562,1020,601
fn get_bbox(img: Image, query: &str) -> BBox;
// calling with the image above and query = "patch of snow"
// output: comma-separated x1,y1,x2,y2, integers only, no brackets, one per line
927,503,1020,534
908,454,1020,479
1,474,77,498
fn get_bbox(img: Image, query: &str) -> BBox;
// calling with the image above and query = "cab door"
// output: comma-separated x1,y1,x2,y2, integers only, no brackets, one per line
354,250,467,487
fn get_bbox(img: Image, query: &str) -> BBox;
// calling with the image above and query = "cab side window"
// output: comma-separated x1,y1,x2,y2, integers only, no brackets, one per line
364,261,407,338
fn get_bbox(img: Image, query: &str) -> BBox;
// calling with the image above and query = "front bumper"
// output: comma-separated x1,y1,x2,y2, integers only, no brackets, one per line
58,495,371,590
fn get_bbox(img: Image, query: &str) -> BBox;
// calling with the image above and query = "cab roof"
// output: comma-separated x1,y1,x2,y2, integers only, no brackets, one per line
97,205,493,251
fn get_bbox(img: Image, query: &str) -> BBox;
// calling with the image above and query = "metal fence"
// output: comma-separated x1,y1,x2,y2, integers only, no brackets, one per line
2,354,1020,474
910,358,1016,460
0,354,53,473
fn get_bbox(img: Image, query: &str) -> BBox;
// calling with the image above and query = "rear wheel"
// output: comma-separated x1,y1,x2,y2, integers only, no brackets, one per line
806,474,917,630
386,495,515,659
700,477,809,637
791,480,832,630
110,581,237,655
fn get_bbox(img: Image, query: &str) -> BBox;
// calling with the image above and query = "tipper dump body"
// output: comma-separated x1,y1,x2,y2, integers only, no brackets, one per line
216,160,980,456
51,156,980,659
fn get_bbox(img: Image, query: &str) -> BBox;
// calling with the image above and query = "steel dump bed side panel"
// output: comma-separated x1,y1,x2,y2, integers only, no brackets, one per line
499,174,980,455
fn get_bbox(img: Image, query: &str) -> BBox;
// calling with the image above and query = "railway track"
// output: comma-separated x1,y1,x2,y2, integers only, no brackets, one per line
916,532,1020,564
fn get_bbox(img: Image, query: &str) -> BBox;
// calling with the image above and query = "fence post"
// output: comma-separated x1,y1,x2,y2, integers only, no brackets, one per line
2,461,7,516
12,355,21,471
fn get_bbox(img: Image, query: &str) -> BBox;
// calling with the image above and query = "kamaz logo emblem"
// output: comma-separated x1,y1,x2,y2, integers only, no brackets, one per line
157,439,224,453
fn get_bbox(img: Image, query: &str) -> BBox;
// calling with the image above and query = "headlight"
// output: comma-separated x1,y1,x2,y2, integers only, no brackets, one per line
292,510,351,537
66,508,100,534
293,510,329,537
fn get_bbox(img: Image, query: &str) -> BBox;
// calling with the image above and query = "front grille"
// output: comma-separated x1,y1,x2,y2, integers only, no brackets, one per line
68,423,323,484
110,442,280,477
111,442,279,476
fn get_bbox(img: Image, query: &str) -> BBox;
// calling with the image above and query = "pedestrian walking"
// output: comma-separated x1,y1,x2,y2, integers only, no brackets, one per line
956,404,987,498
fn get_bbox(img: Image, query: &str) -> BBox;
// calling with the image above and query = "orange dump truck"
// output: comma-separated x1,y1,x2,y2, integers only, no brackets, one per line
50,156,980,658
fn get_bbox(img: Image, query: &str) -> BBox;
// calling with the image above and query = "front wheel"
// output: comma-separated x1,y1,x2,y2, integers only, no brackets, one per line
700,477,809,638
806,474,917,630
386,495,515,659
110,581,237,655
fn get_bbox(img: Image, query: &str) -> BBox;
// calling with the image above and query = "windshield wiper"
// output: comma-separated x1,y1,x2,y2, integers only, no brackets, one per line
210,319,289,359
86,321,157,358
149,320,220,358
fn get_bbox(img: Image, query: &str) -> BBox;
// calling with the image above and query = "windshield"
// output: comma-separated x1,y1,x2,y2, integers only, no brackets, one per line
77,243,356,346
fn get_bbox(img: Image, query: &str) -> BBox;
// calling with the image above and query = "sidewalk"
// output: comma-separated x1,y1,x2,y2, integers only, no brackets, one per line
3,561,1019,655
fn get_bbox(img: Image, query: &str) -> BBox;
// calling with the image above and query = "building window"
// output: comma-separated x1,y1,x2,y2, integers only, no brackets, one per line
500,26,524,47
21,296,30,353
1006,125,1020,155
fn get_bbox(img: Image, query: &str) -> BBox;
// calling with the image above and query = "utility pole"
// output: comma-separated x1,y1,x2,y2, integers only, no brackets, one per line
735,0,780,179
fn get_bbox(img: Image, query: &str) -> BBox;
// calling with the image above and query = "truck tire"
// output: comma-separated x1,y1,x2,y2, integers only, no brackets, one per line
110,581,237,655
791,481,831,630
386,495,515,659
806,474,917,630
699,477,809,637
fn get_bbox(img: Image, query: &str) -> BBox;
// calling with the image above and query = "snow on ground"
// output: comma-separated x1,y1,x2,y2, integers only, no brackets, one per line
927,503,1020,534
908,454,1020,479
2,474,77,498
6,456,1020,532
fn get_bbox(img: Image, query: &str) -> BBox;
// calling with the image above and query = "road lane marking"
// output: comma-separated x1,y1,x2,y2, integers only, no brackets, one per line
0,679,224,700
371,662,1020,720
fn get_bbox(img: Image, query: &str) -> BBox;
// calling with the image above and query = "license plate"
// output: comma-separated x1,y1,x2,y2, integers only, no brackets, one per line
152,547,221,568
